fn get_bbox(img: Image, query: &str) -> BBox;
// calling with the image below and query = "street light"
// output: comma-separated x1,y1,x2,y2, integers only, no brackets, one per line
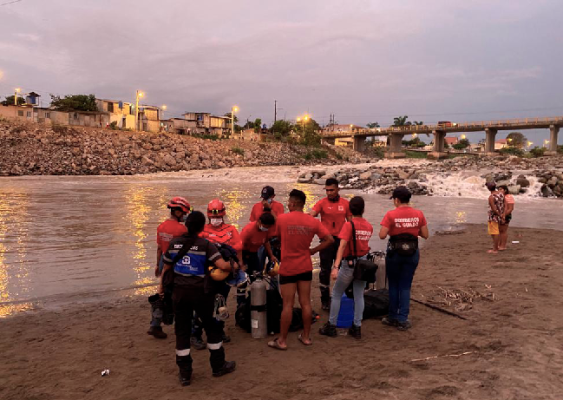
14,87,21,105
135,90,144,131
161,104,167,120
544,139,550,148
461,134,466,140
231,106,239,137
527,141,533,148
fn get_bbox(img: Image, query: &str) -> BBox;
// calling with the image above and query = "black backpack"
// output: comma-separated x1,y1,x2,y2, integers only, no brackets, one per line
363,288,390,319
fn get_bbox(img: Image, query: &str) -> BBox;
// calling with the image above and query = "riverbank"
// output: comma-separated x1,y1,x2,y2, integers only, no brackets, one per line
0,120,366,176
1,224,562,400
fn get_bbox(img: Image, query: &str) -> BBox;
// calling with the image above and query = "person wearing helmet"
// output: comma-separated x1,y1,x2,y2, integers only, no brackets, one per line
147,197,191,339
160,211,236,386
249,186,285,222
240,213,276,279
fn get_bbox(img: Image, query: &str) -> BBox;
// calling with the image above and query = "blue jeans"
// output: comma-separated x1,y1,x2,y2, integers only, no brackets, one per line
329,258,367,327
385,249,420,323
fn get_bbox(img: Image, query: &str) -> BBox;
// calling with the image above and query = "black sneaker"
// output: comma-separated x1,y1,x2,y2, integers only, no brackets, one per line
212,361,236,377
318,322,337,337
321,301,331,311
147,326,167,339
190,336,206,350
396,320,412,331
381,317,398,327
178,372,191,387
348,324,361,340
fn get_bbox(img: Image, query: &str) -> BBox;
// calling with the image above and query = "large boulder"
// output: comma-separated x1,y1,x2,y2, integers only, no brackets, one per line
516,176,530,188
508,185,521,195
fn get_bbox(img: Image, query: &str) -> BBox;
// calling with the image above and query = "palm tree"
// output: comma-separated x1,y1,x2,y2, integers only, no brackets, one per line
412,121,424,125
393,116,409,126
366,122,380,128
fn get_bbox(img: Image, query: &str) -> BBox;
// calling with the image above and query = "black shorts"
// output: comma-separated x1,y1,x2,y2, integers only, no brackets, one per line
279,271,313,285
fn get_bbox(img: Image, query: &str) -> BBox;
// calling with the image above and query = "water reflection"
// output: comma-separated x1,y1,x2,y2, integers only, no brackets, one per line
455,211,468,224
216,187,251,230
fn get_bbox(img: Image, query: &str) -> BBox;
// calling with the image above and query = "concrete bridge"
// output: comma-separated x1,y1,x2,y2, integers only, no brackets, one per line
321,116,562,158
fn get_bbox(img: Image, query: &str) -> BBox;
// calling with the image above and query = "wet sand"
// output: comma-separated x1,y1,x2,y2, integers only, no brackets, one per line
1,224,562,400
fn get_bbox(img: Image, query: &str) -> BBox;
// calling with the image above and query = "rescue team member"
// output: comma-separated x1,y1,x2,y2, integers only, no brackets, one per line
160,211,236,386
249,186,285,222
319,196,373,339
379,186,429,331
310,178,351,310
486,182,505,254
268,189,333,350
240,213,276,279
147,197,191,339
498,185,515,251
198,199,242,344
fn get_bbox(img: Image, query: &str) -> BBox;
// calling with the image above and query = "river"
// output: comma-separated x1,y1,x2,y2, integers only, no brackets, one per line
1,163,562,317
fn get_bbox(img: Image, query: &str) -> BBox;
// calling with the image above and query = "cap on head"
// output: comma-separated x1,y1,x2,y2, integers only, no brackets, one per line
261,186,275,199
390,186,412,203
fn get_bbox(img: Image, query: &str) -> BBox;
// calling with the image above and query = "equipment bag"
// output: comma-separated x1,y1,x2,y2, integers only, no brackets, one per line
363,288,390,319
388,233,418,256
350,221,378,284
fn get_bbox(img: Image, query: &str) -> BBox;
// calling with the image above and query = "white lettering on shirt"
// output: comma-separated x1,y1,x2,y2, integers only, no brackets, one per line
394,217,420,228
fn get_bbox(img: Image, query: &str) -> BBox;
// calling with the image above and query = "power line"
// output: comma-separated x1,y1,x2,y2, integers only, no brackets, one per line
1,0,22,6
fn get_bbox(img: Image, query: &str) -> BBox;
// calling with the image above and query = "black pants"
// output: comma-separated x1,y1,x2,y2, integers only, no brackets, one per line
318,236,340,303
173,285,225,375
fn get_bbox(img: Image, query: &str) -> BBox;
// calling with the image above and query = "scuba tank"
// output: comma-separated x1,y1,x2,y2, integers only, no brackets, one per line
250,276,268,339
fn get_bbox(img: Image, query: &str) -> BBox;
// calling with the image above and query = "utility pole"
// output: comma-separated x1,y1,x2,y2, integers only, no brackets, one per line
14,88,21,105
274,100,277,124
135,90,144,131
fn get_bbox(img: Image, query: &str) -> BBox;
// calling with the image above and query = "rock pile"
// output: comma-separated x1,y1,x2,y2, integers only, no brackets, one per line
0,120,366,176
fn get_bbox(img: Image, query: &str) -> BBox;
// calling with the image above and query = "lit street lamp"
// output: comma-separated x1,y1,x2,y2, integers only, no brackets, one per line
161,104,167,120
135,90,144,131
461,134,466,140
231,106,239,137
14,87,21,105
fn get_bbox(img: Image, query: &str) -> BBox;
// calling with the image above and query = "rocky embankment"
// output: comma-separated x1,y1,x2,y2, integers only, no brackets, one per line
298,155,563,198
0,120,366,176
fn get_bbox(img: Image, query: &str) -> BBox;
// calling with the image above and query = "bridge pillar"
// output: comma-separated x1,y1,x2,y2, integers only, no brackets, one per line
485,128,497,155
428,130,448,159
385,134,405,158
546,125,559,156
352,136,365,152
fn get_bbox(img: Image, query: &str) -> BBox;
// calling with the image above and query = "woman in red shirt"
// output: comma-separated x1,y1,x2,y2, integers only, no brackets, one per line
319,196,373,339
379,187,429,331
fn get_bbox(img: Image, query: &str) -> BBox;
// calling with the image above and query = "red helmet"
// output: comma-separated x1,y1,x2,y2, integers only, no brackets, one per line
207,199,226,217
167,197,191,213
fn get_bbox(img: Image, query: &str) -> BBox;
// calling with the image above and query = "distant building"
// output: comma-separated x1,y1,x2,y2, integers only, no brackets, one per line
26,92,41,106
182,112,230,136
138,105,161,133
96,99,135,130
495,139,508,150
444,137,459,146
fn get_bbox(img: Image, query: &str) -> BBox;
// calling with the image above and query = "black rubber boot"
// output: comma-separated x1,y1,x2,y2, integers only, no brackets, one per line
320,286,331,311
212,361,236,377
348,324,361,340
147,326,167,339
318,322,337,337
176,355,193,386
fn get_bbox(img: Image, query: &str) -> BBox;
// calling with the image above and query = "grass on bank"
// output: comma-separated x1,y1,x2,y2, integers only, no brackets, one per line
231,147,245,156
303,149,328,160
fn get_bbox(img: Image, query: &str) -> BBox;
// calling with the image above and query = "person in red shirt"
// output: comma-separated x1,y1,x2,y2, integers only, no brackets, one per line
319,196,373,339
249,186,285,222
310,178,352,310
268,189,333,351
148,197,191,339
240,213,276,279
379,186,429,331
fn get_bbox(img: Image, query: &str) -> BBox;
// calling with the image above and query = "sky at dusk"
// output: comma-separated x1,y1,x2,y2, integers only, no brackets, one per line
0,0,562,142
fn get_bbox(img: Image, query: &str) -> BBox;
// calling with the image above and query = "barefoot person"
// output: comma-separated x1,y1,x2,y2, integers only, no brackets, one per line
379,186,429,331
319,196,373,339
148,197,190,339
486,182,505,254
498,185,515,251
268,189,333,350
160,211,236,386
310,178,351,310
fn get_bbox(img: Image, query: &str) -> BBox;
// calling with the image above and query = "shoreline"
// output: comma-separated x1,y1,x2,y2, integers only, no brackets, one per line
1,224,563,399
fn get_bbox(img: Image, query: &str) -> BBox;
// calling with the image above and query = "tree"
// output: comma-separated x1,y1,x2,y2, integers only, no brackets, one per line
1,95,26,106
393,115,410,126
452,138,470,150
506,132,527,149
366,122,380,128
298,118,322,146
253,118,262,134
270,120,292,136
224,112,242,132
50,94,97,112
412,121,424,125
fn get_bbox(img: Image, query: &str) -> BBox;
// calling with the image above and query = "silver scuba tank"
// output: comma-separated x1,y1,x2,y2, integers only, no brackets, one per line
250,277,268,339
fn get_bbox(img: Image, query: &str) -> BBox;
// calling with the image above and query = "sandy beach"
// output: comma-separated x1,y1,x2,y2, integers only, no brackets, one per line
1,224,562,400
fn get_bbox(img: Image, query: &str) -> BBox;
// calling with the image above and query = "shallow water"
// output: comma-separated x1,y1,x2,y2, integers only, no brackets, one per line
0,164,562,317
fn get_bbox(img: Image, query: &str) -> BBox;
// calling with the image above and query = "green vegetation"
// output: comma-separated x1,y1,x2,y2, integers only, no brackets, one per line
558,145,563,154
529,146,546,158
303,149,328,160
452,138,470,150
231,147,245,156
499,147,524,157
366,122,380,128
193,133,222,141
402,137,426,148
405,150,428,159
392,116,424,127
253,118,262,133
506,132,527,149
50,94,97,112
1,95,26,106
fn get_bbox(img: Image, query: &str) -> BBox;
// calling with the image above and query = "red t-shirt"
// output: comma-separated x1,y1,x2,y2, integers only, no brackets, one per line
241,221,273,252
312,197,352,236
338,218,373,258
157,219,188,252
249,200,285,222
380,207,427,237
275,211,330,276
201,223,243,253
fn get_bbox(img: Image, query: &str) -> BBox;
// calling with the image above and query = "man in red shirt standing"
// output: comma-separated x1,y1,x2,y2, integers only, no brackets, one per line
148,197,191,339
249,186,285,222
310,178,351,310
268,189,333,350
